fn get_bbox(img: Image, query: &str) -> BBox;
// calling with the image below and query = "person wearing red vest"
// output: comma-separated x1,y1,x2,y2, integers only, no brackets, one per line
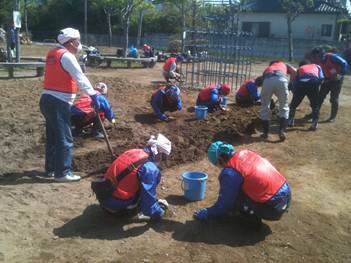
196,83,231,112
39,28,100,182
235,77,263,106
92,134,172,219
162,55,184,82
260,61,296,141
309,48,349,122
194,141,291,227
151,84,182,121
288,61,324,131
71,82,116,138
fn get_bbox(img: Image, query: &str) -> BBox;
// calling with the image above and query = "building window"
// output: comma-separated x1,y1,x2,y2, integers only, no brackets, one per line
321,24,332,37
242,22,270,37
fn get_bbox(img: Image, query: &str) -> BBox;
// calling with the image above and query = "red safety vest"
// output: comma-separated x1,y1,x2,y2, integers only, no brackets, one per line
104,149,149,200
298,64,320,77
263,61,288,75
73,94,105,120
237,80,254,97
198,85,216,101
163,57,177,71
44,48,78,94
321,53,342,79
226,150,286,203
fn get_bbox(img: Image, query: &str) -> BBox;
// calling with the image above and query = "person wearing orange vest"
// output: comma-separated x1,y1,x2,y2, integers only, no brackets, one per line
71,82,116,138
39,28,100,182
309,48,349,122
194,141,291,227
162,55,184,82
260,61,296,141
151,84,182,121
235,77,263,106
91,134,171,219
288,61,324,131
196,83,231,112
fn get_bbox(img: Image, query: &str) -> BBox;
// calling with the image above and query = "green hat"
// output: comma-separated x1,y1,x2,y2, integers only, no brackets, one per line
207,141,235,165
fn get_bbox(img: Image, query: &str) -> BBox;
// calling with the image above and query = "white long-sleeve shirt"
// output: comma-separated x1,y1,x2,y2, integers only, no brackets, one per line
42,45,96,104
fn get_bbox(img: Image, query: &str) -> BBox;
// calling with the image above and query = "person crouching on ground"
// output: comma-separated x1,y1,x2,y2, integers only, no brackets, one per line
235,76,263,106
91,133,171,220
163,55,184,82
151,84,182,121
71,82,116,138
288,61,324,131
196,83,231,112
193,141,291,227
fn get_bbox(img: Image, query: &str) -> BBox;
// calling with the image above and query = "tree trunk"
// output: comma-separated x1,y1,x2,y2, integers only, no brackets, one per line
84,0,88,44
124,18,130,57
107,13,112,47
24,0,29,35
287,14,293,61
136,9,144,48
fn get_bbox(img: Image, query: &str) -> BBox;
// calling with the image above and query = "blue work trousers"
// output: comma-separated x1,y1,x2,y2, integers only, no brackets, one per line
39,94,73,178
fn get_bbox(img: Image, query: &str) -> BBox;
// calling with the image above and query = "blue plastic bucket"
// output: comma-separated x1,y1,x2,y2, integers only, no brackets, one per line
220,96,228,108
195,106,208,120
181,171,208,201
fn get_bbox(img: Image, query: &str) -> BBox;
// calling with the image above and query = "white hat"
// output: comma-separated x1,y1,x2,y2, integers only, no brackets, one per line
57,27,80,44
147,133,172,156
95,82,108,95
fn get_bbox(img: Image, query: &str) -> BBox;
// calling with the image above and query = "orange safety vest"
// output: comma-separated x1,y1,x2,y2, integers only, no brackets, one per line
104,149,149,200
264,61,288,75
226,150,286,203
74,94,93,114
298,64,320,77
44,48,78,94
163,57,177,72
237,80,254,97
198,85,216,101
321,53,342,79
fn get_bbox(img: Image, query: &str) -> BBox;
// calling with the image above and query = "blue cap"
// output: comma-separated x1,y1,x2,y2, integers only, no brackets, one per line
207,141,235,165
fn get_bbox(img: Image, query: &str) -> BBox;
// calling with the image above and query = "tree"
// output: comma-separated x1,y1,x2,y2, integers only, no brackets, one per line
279,0,314,61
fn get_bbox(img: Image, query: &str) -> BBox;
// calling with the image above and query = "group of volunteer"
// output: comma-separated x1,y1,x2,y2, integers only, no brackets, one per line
40,26,345,230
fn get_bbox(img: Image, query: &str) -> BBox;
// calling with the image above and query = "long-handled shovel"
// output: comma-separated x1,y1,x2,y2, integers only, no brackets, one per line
95,111,115,161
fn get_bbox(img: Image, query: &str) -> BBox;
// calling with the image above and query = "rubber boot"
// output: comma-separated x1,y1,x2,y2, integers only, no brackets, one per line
260,120,269,139
327,104,338,123
288,109,295,127
279,118,288,141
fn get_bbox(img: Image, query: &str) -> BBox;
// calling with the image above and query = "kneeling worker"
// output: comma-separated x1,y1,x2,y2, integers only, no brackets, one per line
151,84,182,121
235,77,263,106
196,83,231,112
194,141,291,226
92,133,171,219
71,82,116,138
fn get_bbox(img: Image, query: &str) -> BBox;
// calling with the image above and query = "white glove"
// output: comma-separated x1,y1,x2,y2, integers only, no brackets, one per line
158,199,169,210
137,212,151,220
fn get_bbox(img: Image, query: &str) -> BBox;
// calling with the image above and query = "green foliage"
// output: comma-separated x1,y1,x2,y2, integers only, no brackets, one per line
279,0,314,20
167,39,181,52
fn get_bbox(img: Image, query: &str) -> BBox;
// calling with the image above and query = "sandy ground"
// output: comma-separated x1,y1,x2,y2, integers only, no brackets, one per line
0,44,350,263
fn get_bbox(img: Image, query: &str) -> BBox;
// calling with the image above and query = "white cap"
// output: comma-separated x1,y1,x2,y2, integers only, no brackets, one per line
147,133,172,156
95,82,108,95
57,27,80,44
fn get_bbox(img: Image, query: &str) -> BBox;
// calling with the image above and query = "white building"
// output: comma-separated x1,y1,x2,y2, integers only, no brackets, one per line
238,0,348,41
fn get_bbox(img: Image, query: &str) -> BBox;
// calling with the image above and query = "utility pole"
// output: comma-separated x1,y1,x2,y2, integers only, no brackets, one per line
15,0,20,62
84,0,88,44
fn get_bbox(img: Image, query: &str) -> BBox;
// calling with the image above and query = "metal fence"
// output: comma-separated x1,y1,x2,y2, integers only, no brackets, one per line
182,30,255,89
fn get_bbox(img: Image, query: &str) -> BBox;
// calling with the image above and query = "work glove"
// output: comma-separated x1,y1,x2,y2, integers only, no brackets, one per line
111,118,117,128
193,208,208,221
158,199,169,211
90,94,100,110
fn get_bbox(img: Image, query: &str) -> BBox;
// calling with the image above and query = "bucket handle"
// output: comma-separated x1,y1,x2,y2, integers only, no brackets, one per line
181,179,185,191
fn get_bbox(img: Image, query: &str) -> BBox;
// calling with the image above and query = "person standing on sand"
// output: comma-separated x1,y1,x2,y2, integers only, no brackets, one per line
39,27,100,182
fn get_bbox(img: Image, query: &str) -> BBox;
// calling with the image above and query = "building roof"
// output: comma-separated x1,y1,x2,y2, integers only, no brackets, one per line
241,0,348,14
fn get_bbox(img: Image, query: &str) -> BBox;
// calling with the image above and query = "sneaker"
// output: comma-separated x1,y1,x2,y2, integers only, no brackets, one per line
288,118,295,127
279,131,287,141
54,174,81,182
327,117,336,123
46,171,55,178
309,121,318,131
94,132,105,139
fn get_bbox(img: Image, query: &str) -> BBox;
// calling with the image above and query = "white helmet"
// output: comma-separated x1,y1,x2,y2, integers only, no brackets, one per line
94,82,108,95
